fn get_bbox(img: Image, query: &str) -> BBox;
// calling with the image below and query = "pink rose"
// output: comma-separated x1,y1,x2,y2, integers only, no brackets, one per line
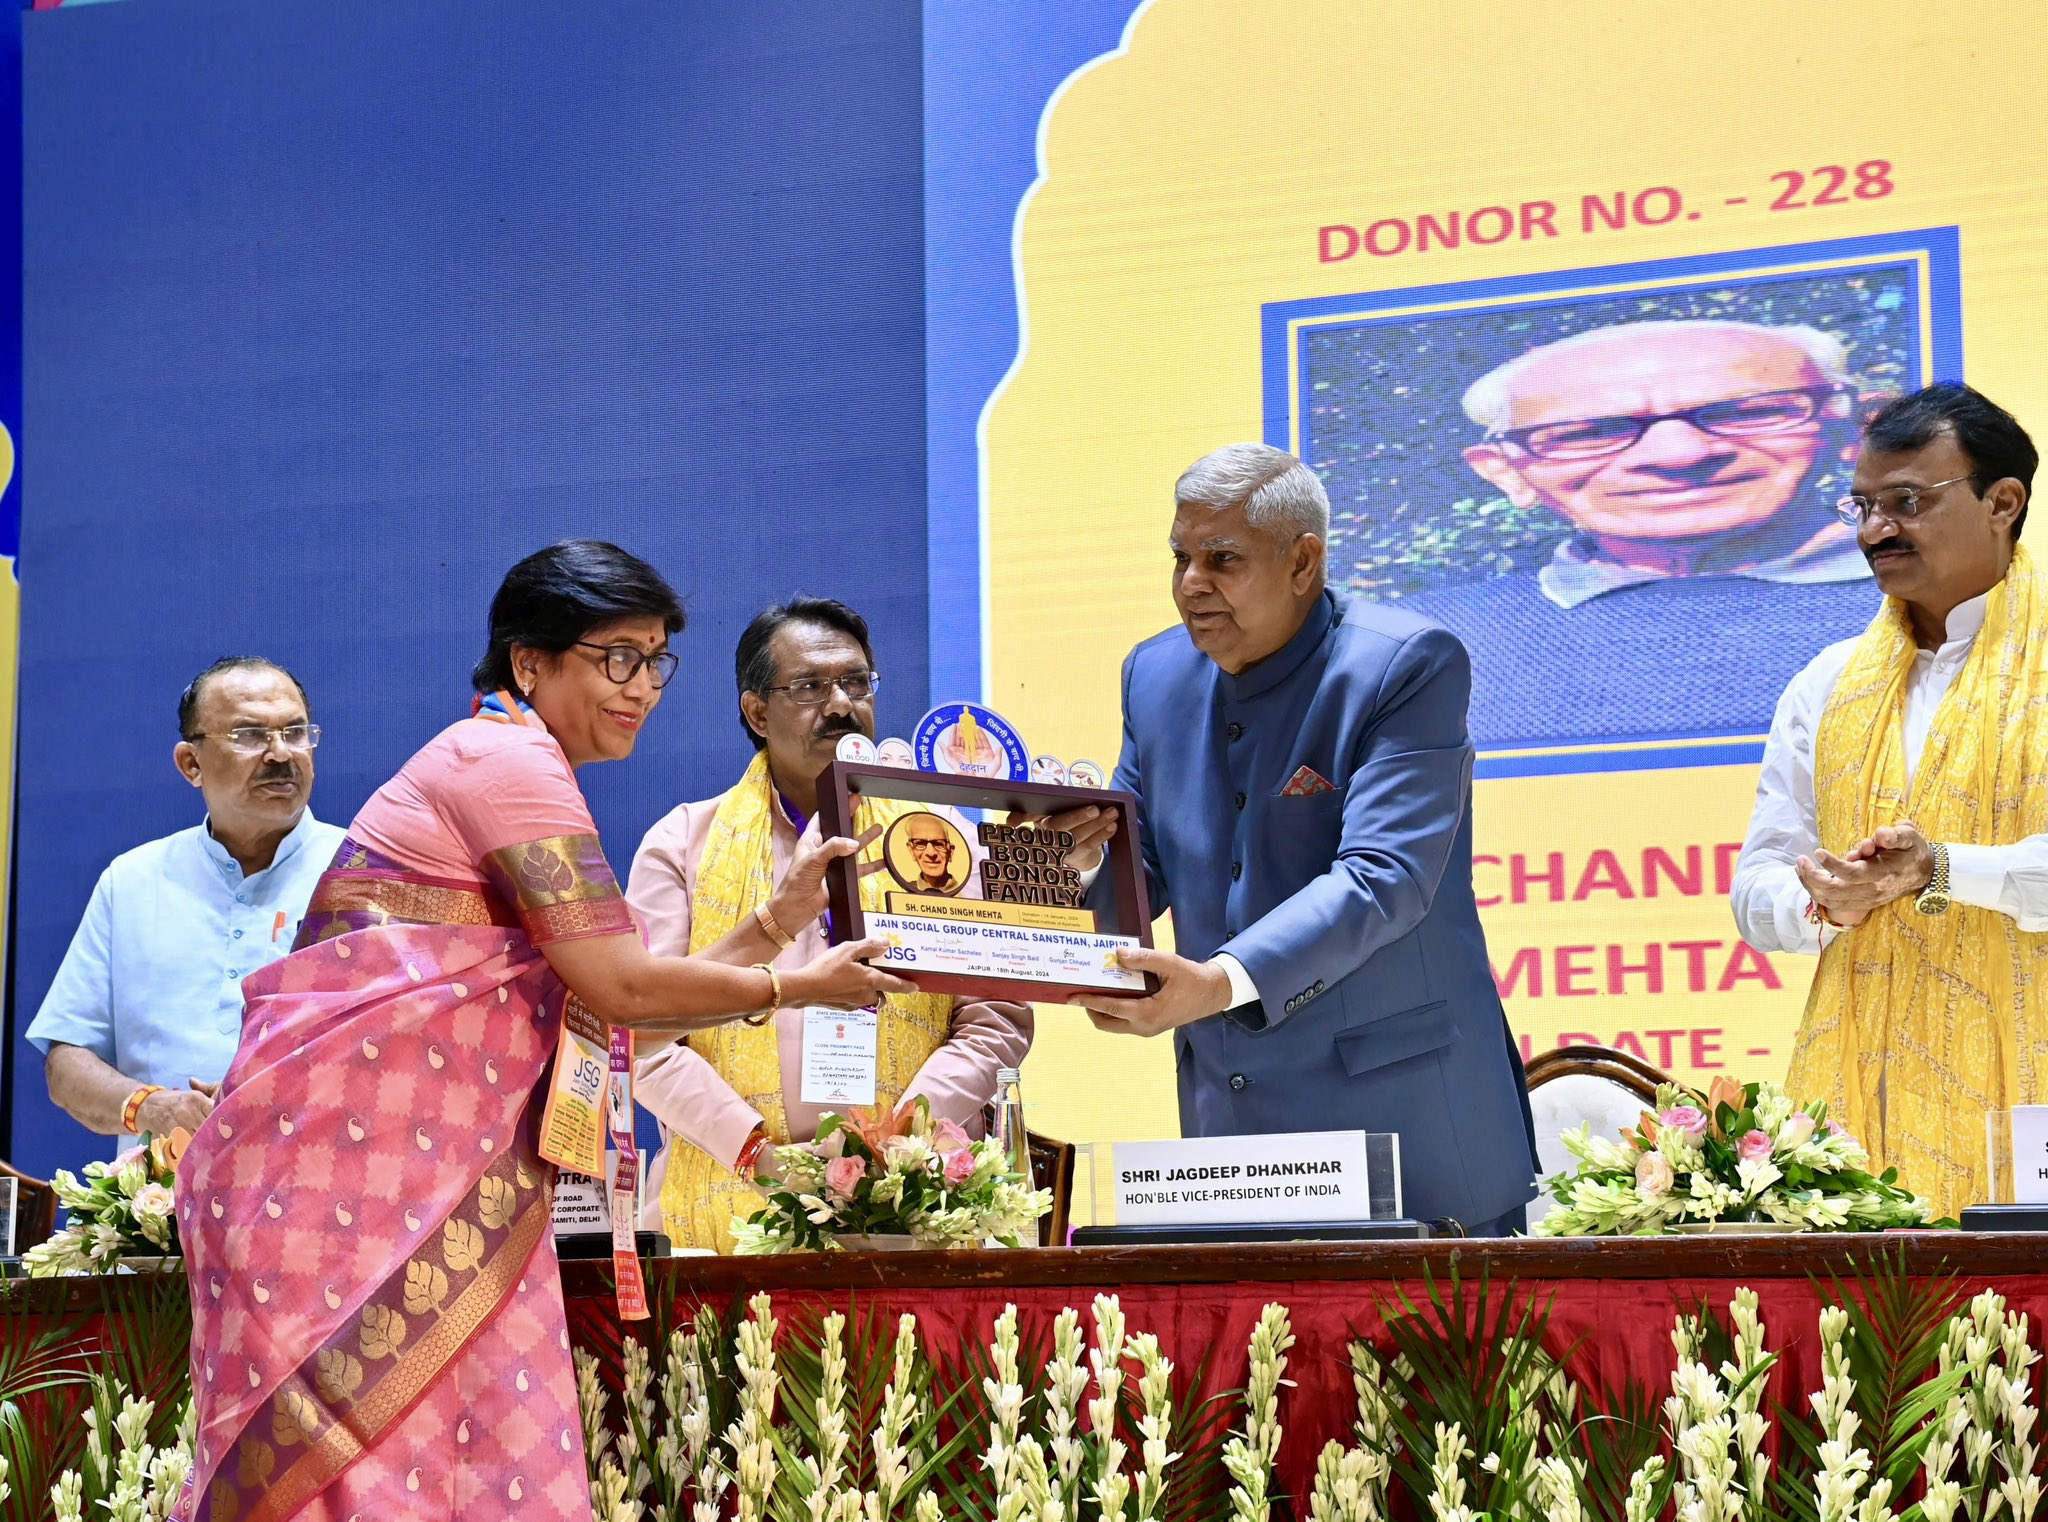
1659,1106,1709,1141
1779,1113,1817,1149
943,1146,977,1186
812,1127,847,1161
933,1118,973,1153
824,1156,866,1199
1635,1151,1674,1197
1737,1129,1774,1162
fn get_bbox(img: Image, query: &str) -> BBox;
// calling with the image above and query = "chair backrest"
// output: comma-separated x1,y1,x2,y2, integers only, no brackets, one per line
1524,1043,1669,1104
0,1159,60,1254
1026,1131,1075,1247
1523,1045,1674,1229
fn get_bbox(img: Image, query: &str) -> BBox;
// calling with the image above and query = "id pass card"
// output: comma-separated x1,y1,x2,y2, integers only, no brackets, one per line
800,1008,879,1107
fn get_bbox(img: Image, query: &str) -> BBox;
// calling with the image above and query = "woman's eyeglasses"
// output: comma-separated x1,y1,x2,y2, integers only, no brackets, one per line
574,642,681,689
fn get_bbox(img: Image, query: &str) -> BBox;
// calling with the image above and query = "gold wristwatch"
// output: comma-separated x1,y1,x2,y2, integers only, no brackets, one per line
1914,841,1952,916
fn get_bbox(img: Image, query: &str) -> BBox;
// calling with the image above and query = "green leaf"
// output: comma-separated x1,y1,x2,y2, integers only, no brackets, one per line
1764,1243,1970,1520
1351,1261,1573,1519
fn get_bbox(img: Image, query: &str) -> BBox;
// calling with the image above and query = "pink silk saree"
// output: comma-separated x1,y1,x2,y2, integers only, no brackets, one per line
175,719,634,1521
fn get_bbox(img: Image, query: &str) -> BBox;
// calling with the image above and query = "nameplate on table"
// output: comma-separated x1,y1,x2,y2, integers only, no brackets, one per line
552,1150,619,1237
1110,1130,1399,1227
2005,1107,2048,1204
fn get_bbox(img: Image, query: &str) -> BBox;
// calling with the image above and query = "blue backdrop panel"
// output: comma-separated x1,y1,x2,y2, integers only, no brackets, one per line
12,0,927,1179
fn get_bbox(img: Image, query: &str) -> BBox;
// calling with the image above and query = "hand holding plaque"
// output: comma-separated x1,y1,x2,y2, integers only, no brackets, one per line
1007,800,1119,874
814,705,1157,1003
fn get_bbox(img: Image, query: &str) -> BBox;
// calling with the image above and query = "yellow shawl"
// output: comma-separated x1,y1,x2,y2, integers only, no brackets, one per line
1787,543,2048,1217
658,751,955,1251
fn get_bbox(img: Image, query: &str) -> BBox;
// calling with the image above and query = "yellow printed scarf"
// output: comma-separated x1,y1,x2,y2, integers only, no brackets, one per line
1788,543,2048,1218
659,751,956,1252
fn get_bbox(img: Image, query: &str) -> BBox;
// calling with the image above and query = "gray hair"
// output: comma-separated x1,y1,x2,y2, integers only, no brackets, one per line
1174,442,1330,540
1461,319,1852,433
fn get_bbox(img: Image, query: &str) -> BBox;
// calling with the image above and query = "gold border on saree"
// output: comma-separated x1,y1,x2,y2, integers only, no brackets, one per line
238,1188,550,1522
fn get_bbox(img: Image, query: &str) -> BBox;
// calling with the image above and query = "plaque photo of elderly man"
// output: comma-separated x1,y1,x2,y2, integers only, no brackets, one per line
886,810,972,896
1288,260,1946,749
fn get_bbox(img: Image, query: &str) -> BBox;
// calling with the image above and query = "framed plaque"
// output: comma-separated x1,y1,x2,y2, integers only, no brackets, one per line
815,759,1158,1003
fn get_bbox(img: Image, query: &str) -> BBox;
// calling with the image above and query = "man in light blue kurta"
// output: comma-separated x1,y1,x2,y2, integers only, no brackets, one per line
1073,443,1539,1234
26,658,343,1160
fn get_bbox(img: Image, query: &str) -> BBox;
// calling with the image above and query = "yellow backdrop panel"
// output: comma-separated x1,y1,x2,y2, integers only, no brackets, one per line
993,0,2045,1147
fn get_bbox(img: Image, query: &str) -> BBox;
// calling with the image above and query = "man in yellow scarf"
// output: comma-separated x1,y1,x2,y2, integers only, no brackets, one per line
626,597,1033,1251
1731,383,2042,1218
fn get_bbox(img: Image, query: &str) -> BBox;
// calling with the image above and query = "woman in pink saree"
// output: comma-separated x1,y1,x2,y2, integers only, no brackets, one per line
173,542,908,1520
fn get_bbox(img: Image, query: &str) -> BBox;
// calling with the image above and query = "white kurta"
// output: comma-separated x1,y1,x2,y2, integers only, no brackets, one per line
1731,587,2048,954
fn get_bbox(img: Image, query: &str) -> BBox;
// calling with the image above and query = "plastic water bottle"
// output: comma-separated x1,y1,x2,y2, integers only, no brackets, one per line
993,1066,1031,1178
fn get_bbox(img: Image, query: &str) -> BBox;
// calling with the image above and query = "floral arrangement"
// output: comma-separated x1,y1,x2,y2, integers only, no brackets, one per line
1534,1076,1933,1236
45,1373,192,1522
24,1130,189,1277
573,1290,1218,1522
560,1273,2046,1522
17,1259,2048,1520
730,1097,1050,1255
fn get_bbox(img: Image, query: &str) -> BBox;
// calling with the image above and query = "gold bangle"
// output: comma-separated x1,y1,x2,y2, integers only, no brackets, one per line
743,963,782,1026
754,901,796,950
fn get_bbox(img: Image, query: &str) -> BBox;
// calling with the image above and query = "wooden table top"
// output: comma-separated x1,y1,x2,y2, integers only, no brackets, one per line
8,1234,2043,1316
555,1232,2048,1297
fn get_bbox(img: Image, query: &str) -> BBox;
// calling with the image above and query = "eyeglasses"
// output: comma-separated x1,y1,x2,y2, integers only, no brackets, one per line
1833,474,1977,527
574,642,680,689
907,837,952,853
190,724,322,756
762,670,879,706
1491,385,1853,461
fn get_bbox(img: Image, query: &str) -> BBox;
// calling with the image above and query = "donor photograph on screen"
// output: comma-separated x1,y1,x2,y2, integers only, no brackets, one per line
1294,257,1942,749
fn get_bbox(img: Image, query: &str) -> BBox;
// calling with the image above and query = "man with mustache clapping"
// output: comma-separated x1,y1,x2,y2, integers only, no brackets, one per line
27,657,345,1162
1731,382,2043,1218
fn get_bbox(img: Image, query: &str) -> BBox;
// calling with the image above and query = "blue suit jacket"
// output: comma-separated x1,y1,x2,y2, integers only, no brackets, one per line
1111,590,1538,1227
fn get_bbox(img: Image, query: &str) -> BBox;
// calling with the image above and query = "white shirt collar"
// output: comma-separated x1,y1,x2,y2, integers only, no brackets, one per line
1536,520,1871,610
1926,587,1991,653
200,808,318,880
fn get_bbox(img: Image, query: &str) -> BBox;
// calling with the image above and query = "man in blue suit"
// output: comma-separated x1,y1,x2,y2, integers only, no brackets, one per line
1071,442,1538,1234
